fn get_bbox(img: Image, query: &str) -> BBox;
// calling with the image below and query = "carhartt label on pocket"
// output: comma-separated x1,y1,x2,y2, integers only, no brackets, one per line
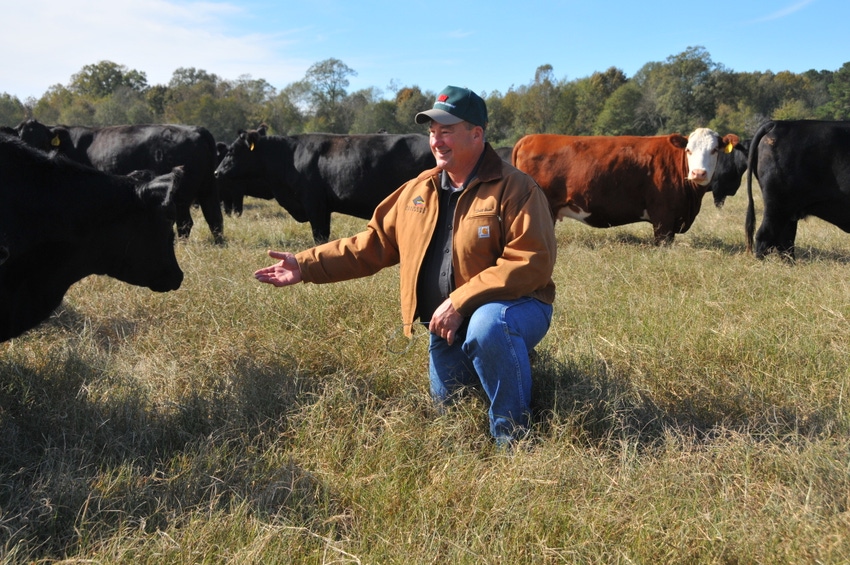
478,226,490,238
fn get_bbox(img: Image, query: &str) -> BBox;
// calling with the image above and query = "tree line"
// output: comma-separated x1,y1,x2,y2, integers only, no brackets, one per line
2,46,850,147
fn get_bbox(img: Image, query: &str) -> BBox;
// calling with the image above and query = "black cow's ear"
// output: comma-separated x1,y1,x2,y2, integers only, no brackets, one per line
722,133,740,152
138,166,183,208
247,131,261,151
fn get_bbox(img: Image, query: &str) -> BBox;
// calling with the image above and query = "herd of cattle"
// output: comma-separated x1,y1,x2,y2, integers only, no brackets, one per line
2,117,850,341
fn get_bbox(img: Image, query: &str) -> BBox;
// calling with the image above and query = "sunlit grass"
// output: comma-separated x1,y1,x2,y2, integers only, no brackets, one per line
2,185,850,563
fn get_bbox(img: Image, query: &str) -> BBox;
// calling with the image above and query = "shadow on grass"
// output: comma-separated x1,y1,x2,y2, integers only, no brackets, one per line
529,350,846,449
685,233,850,263
0,343,345,560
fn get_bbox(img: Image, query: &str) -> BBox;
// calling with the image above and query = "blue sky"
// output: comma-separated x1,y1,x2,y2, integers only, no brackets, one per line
1,0,845,102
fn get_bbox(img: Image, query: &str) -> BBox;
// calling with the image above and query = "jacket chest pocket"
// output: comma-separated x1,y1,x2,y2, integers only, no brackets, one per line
459,210,502,254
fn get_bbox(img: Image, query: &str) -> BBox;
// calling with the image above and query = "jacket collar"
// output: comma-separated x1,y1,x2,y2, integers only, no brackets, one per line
417,142,503,186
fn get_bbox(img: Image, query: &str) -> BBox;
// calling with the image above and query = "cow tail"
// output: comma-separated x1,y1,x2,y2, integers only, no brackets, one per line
745,121,772,254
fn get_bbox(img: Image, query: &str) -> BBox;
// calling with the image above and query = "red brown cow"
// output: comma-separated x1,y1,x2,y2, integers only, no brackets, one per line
512,128,743,244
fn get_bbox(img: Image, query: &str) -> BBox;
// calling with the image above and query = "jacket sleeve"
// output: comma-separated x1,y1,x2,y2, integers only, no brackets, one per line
296,185,404,284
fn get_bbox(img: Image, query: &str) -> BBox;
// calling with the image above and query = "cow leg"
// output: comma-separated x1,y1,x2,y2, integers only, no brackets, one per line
221,191,234,216
198,193,225,245
175,203,194,240
779,221,798,260
651,223,676,245
310,216,331,243
221,182,244,217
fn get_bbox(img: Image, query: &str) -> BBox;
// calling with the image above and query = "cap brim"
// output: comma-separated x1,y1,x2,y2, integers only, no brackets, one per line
414,109,464,125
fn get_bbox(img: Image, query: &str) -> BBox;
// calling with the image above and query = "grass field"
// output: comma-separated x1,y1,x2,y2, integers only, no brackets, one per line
1,180,849,564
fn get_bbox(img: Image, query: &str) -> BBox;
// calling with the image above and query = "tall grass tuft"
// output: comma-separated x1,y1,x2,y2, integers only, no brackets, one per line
2,185,850,563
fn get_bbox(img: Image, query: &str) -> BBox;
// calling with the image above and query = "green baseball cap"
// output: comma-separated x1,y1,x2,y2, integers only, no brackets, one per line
415,85,488,127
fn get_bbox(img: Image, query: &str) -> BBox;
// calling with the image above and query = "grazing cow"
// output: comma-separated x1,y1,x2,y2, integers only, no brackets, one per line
0,133,183,341
512,128,744,244
15,119,223,244
215,130,436,242
746,120,850,259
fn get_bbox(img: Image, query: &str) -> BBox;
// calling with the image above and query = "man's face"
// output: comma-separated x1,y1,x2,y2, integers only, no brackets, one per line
428,121,483,178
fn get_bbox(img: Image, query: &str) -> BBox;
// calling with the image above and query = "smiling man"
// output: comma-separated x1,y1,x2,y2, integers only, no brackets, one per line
254,85,557,449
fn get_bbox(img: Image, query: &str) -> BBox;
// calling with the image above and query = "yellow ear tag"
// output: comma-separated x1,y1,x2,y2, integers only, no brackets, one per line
724,142,734,154
51,135,60,147
249,143,255,151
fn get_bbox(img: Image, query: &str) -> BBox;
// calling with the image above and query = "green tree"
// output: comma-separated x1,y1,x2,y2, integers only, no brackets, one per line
167,67,222,106
484,90,513,145
708,101,757,137
350,90,401,134
572,67,627,134
59,98,97,126
69,61,148,99
512,65,558,134
93,87,153,125
827,62,850,119
394,86,431,134
261,88,306,135
642,46,720,133
0,93,26,126
594,81,652,135
32,84,77,124
303,58,356,132
145,85,169,121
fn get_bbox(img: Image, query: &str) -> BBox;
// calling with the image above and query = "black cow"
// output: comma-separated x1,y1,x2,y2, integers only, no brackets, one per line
215,130,436,242
709,137,750,208
16,119,224,244
0,133,183,341
216,140,274,217
745,120,850,259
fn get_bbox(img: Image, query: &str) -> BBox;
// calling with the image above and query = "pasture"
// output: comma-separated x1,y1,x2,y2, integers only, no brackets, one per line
1,183,849,563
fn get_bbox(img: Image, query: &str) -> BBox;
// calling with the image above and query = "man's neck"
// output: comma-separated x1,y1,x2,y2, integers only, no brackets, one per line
445,146,486,189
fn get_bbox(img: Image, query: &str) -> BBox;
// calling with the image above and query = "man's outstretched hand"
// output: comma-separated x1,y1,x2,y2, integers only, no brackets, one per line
254,250,303,287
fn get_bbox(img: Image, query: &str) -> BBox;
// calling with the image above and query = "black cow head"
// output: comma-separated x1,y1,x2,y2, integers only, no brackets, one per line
16,119,58,152
101,167,183,292
710,138,750,208
214,128,266,180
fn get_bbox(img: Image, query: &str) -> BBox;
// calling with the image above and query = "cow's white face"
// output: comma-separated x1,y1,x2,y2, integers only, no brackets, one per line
685,128,723,186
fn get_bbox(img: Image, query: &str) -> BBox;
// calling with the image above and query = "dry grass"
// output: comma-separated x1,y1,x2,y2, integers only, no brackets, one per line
2,183,850,564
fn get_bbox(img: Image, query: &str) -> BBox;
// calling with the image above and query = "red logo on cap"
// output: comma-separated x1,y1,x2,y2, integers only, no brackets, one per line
438,94,449,102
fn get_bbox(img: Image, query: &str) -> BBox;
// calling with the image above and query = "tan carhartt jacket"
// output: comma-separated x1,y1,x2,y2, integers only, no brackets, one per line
296,143,557,336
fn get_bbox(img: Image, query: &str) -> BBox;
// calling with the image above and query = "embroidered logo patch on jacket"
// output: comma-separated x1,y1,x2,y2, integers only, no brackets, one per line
406,195,427,214
478,226,490,238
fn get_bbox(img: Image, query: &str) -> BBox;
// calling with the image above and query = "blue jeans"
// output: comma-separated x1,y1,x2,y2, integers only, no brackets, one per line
428,297,553,440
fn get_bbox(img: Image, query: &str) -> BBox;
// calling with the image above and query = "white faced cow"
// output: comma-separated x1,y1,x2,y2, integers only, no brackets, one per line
513,128,744,244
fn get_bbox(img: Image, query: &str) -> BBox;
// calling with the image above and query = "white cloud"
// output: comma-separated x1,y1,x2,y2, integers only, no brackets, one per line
0,0,308,100
755,0,816,22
